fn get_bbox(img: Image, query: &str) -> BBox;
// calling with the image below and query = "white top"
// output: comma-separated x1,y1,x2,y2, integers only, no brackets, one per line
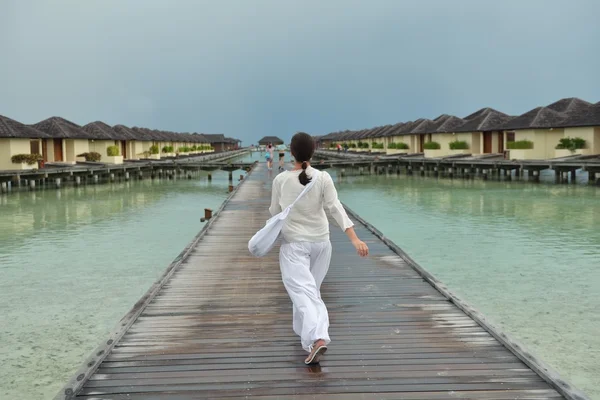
269,166,354,243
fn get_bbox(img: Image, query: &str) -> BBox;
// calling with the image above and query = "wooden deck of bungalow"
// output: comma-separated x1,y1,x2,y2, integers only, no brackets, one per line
55,162,587,400
314,149,600,184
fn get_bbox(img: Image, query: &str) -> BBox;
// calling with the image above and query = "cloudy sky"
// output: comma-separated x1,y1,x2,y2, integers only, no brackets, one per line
2,0,599,144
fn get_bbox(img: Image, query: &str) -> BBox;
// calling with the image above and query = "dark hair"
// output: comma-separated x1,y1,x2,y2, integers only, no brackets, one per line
290,132,315,186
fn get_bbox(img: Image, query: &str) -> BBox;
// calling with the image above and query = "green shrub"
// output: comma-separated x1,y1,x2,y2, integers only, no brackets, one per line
329,143,337,148
423,141,441,150
11,153,43,165
162,145,174,153
190,145,198,151
388,142,409,150
572,137,586,149
77,152,102,162
556,137,586,151
449,140,469,150
107,145,120,156
507,140,533,150
372,143,385,149
357,141,369,149
149,145,160,155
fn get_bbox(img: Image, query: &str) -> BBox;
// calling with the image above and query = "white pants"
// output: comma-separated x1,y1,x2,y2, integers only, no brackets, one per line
279,241,332,352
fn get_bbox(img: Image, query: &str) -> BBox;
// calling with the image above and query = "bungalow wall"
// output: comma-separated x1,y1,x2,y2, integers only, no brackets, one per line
64,139,90,163
508,129,564,160
0,138,33,170
432,133,480,155
387,135,416,153
126,141,144,159
564,126,600,155
89,140,114,159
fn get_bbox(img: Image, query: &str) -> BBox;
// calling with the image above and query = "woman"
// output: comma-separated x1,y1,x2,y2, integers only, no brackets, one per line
278,149,285,171
266,143,274,170
269,132,369,365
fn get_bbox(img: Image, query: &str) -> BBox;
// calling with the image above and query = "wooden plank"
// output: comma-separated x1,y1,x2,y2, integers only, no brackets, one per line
51,162,577,400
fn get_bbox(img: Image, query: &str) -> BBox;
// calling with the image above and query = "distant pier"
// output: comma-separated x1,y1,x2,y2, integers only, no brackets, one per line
314,149,600,185
0,149,252,193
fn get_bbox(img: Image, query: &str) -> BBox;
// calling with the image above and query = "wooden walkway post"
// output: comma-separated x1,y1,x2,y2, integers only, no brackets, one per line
54,162,584,400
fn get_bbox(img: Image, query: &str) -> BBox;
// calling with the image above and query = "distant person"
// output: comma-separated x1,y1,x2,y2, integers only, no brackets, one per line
266,142,274,170
278,149,285,171
269,132,369,365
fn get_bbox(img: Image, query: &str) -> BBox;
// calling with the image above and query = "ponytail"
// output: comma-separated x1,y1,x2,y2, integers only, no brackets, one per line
298,161,311,186
290,132,315,186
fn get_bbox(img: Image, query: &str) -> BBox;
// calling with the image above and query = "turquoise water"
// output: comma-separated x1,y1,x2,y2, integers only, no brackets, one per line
0,171,236,399
0,159,598,399
334,172,600,399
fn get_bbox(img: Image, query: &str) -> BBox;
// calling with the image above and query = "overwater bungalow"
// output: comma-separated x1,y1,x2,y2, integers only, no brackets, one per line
0,113,240,170
204,134,229,152
32,117,96,164
452,108,513,155
82,121,125,161
257,136,284,147
0,115,49,170
558,101,600,155
498,98,593,160
318,96,599,160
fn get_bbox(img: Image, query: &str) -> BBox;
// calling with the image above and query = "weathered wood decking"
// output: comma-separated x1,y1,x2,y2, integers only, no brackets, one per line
56,162,583,400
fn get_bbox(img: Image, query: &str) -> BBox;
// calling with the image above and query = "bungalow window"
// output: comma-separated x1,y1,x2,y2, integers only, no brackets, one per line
506,132,515,142
30,140,40,155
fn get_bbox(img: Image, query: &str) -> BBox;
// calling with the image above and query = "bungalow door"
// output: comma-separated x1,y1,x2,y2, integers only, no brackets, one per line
419,135,425,152
41,139,48,162
121,141,127,158
483,132,493,153
53,139,63,162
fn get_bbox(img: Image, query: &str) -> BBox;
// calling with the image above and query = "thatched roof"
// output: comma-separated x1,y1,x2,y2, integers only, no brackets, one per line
499,107,565,130
410,118,443,134
498,97,594,130
112,124,138,140
546,97,592,114
203,134,226,143
82,121,120,140
436,116,466,133
0,115,50,138
384,122,407,137
455,108,513,133
371,125,394,138
32,117,93,139
395,119,423,135
258,136,284,145
560,102,600,128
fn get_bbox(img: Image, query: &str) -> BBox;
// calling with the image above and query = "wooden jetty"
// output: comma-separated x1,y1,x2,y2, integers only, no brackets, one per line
0,149,252,193
55,162,588,400
314,149,600,185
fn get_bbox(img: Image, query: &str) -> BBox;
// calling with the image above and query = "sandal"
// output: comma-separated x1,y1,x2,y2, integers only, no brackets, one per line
305,339,327,365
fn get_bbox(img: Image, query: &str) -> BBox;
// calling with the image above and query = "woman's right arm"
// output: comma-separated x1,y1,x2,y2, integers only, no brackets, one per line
269,178,282,216
322,172,369,257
